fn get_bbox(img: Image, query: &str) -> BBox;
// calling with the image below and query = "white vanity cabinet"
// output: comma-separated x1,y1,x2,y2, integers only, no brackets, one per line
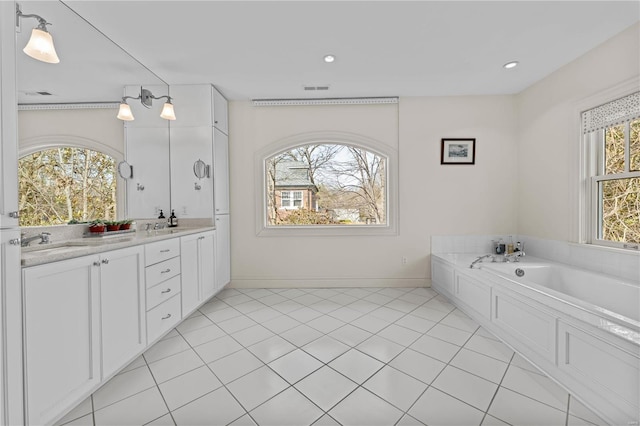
22,256,102,426
99,246,146,379
22,246,146,426
181,231,216,316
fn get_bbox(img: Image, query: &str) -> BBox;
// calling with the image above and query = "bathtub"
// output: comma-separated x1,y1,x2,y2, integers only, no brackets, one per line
431,253,640,425
480,259,640,335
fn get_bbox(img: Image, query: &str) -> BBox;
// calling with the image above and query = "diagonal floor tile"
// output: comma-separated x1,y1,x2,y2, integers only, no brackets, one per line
363,365,428,411
328,349,384,384
226,366,289,411
171,387,246,426
408,387,484,426
208,349,264,384
158,365,222,410
250,386,323,426
356,335,404,363
303,335,350,363
389,348,446,385
329,387,404,426
295,366,358,411
268,349,324,385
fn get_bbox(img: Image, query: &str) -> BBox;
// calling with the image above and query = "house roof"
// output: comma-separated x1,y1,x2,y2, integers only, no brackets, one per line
274,161,316,188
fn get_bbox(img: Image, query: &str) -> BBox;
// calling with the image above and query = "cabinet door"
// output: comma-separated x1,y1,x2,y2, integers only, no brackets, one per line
169,84,212,128
200,231,216,300
180,233,200,315
22,256,101,426
100,246,146,378
169,126,213,218
213,128,230,215
212,86,228,135
1,230,23,425
215,215,230,289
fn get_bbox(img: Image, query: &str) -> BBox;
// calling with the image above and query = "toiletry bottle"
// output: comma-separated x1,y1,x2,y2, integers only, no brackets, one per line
507,236,514,254
169,209,178,227
158,209,165,219
496,238,505,255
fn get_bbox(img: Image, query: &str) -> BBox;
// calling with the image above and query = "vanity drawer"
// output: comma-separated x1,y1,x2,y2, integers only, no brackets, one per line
147,294,181,342
145,238,180,266
147,275,181,311
146,257,180,289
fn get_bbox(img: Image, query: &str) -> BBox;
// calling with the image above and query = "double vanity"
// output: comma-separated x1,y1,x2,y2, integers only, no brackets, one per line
21,225,226,426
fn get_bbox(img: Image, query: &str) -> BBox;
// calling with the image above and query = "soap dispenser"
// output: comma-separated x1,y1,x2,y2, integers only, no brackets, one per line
158,209,165,219
168,209,178,228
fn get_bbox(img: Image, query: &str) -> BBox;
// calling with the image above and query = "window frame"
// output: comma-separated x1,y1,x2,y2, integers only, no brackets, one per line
576,82,640,251
255,131,398,237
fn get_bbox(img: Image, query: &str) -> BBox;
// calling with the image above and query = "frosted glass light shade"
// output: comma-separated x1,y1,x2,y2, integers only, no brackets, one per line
23,28,60,64
160,102,176,120
117,103,135,121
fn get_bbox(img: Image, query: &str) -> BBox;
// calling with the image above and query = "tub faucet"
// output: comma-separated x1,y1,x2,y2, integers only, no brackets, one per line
504,250,525,262
21,232,51,247
469,254,494,269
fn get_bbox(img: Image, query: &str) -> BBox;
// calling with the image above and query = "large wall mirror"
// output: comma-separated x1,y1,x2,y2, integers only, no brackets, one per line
16,0,170,226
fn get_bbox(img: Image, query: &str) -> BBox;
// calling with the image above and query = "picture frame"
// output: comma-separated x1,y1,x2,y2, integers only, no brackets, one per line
441,138,476,165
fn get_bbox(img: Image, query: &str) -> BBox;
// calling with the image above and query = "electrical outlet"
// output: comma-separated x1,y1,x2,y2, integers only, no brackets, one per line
402,257,407,265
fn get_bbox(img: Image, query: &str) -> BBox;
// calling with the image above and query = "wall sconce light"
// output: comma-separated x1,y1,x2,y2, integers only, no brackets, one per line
117,88,176,121
16,4,60,64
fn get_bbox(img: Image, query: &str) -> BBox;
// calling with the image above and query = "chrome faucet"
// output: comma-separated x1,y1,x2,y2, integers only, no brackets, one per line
504,250,525,262
21,232,51,247
469,254,494,269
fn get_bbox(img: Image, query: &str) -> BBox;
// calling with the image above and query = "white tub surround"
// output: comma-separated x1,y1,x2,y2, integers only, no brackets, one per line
431,253,639,426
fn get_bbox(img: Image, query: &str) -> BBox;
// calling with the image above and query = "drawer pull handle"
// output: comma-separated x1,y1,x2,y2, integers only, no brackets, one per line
102,259,109,264
161,313,172,320
161,269,171,274
161,288,172,294
160,249,171,253
93,261,101,267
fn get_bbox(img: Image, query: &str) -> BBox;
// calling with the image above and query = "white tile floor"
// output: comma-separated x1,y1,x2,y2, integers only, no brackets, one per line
55,287,608,426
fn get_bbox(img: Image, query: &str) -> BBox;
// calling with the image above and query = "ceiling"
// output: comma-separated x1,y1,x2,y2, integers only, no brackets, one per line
18,1,640,103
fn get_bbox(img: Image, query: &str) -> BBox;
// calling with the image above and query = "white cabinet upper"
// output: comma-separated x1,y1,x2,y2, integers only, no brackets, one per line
100,246,146,378
181,231,216,316
215,215,231,289
169,84,228,134
214,128,230,215
22,256,102,426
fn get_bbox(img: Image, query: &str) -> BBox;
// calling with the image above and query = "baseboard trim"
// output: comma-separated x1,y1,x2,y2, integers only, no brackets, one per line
228,278,430,289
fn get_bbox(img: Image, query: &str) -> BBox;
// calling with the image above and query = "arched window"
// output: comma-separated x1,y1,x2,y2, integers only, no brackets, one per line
258,132,398,236
19,147,117,226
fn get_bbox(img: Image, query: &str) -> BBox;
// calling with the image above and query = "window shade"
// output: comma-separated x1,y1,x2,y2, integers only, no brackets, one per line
582,91,640,134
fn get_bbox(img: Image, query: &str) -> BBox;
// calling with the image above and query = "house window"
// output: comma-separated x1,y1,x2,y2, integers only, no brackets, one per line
18,147,117,226
583,92,640,249
265,143,387,227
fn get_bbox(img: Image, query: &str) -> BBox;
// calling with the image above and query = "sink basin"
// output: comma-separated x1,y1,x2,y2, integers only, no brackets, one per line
22,243,89,256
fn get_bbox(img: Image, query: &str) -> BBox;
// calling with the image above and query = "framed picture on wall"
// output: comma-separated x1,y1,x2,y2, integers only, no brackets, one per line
441,138,476,165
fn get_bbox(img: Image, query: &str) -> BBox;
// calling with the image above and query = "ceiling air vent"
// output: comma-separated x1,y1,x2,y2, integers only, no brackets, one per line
303,85,330,91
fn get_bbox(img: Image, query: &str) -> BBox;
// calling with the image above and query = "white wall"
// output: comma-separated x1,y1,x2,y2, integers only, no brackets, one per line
229,96,518,287
18,108,124,158
516,23,640,241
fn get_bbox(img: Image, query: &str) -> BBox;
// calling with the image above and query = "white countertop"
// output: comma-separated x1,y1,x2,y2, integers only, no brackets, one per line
21,226,215,267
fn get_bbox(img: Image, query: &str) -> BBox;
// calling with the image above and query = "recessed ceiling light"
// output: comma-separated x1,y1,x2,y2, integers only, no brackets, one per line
324,54,335,63
503,61,519,69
